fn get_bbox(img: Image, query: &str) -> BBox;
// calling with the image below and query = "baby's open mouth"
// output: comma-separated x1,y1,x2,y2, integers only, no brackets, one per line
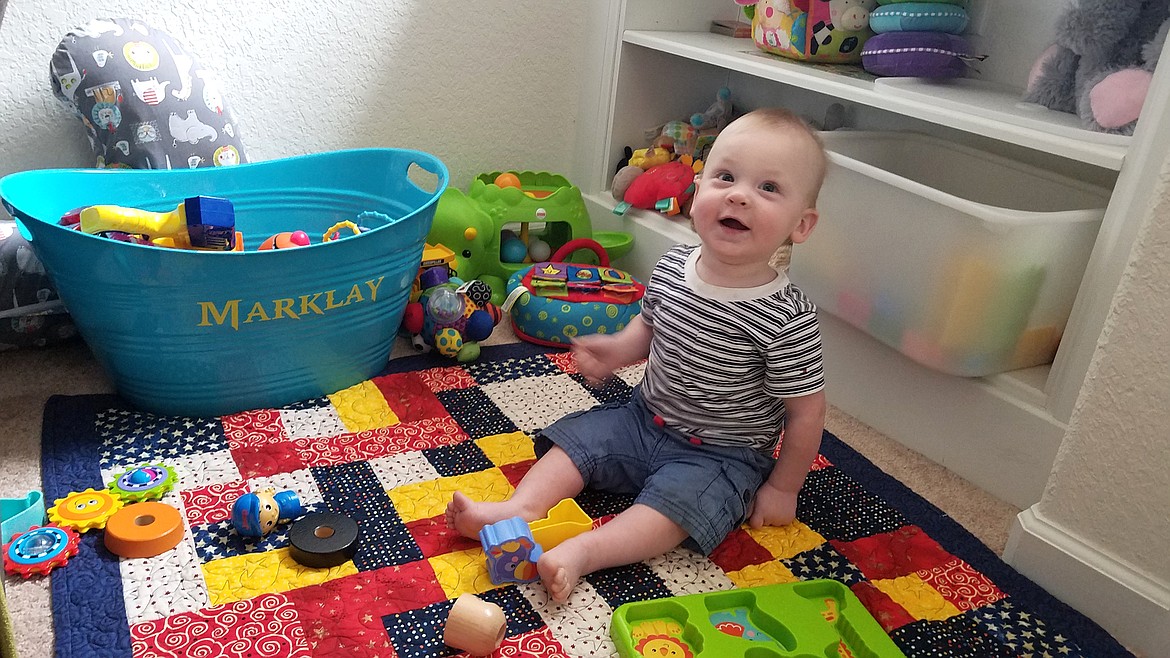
720,218,749,230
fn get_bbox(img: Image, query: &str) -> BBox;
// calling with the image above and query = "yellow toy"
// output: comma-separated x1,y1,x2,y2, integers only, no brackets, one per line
79,195,236,250
529,498,591,550
46,488,124,533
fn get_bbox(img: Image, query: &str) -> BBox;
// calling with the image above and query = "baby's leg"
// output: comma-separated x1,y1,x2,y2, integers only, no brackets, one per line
446,445,585,540
537,503,688,604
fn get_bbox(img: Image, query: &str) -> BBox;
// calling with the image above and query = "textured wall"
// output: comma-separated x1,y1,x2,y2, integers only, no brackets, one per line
0,0,589,184
1038,155,1170,583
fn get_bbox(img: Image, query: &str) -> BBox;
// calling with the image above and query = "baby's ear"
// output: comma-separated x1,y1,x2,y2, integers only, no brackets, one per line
790,207,819,244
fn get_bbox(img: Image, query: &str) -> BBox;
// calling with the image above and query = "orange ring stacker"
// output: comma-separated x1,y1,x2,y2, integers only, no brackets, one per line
104,502,184,558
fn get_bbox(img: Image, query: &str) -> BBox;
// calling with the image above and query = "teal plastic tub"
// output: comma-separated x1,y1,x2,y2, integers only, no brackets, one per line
0,149,448,416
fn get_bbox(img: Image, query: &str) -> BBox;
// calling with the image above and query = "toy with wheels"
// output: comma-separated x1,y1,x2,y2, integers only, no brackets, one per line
504,239,645,347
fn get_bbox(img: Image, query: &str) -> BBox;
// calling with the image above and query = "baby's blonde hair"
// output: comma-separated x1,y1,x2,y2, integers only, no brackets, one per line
726,107,828,206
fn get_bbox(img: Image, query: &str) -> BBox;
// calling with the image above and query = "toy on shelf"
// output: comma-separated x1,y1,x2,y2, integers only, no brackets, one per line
46,488,125,533
612,155,704,217
1024,0,1169,135
528,498,591,550
428,170,635,304
646,87,733,160
104,501,184,559
2,523,81,578
738,0,877,63
78,195,237,250
108,463,178,503
1,491,46,545
230,488,304,537
505,239,645,347
478,516,543,585
610,579,907,658
401,256,499,362
443,593,507,656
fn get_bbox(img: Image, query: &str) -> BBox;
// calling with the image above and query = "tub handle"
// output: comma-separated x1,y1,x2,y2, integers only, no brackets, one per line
405,158,449,196
3,201,36,242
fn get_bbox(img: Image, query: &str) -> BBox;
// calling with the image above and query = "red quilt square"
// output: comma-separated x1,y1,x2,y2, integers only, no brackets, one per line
918,557,1007,611
850,581,916,632
289,561,447,656
294,417,471,468
810,454,833,471
182,480,248,527
481,626,571,658
499,459,535,489
221,408,287,450
231,442,307,479
131,592,311,657
406,514,480,559
416,365,476,392
708,528,775,572
831,525,952,580
373,372,450,423
547,351,577,374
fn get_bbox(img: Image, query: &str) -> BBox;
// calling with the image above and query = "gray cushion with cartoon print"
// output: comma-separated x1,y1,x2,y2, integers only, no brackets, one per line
49,17,246,169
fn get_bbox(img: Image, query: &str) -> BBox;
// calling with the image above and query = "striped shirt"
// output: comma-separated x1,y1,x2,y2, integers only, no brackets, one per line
639,245,825,452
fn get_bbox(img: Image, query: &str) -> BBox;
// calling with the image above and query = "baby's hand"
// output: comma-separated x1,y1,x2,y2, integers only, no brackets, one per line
747,482,798,528
571,334,616,386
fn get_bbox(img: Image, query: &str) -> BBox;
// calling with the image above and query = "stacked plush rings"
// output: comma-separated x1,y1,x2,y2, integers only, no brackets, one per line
863,1,975,78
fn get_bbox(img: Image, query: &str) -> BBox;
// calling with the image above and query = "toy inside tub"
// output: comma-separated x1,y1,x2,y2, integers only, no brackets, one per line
610,579,906,658
427,170,634,304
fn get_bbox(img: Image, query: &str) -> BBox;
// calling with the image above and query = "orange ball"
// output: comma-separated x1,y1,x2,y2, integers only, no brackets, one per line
494,172,521,189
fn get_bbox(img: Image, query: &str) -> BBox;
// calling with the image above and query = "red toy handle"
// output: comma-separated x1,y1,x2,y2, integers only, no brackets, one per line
549,238,609,267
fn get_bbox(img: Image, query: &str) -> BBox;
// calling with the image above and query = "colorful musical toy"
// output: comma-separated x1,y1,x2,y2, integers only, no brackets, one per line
46,488,124,533
2,524,81,578
230,488,304,537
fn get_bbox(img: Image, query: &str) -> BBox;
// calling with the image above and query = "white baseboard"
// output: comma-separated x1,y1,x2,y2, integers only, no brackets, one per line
1005,507,1170,656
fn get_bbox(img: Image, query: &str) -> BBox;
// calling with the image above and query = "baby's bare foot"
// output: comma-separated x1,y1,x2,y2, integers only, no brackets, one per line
537,543,587,604
445,491,530,540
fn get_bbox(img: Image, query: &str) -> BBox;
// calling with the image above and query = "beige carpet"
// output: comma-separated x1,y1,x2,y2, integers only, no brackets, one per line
0,324,1018,658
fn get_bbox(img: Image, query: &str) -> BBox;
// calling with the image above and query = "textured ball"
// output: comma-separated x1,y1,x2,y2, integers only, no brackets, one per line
465,309,495,342
456,341,481,363
402,302,424,334
434,328,463,357
528,239,551,262
494,172,522,189
483,302,502,326
427,287,465,324
462,280,493,307
501,237,527,263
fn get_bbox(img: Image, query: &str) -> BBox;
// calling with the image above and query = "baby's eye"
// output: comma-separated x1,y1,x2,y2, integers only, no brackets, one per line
760,182,779,193
717,172,734,182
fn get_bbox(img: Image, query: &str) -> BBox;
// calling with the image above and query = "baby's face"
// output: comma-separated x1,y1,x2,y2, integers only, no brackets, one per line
689,120,819,273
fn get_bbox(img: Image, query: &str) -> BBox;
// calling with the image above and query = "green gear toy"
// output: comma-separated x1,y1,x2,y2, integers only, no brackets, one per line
108,464,179,503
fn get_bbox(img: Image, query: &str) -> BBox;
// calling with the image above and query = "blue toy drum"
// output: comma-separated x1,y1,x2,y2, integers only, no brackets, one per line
0,149,447,416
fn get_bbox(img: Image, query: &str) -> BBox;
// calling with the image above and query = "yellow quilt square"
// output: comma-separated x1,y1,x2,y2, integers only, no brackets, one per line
726,560,798,589
429,546,500,599
476,432,536,467
329,380,399,432
202,547,357,606
388,469,515,523
744,520,825,559
871,573,961,621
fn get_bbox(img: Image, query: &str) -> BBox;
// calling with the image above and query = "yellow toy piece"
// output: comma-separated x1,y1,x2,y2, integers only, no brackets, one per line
529,498,591,551
47,488,125,533
628,146,674,169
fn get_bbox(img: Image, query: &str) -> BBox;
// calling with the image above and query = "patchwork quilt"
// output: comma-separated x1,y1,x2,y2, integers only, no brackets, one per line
35,342,1132,657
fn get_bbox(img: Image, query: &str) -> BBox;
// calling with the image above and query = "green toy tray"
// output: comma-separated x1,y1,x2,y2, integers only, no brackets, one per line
610,579,906,658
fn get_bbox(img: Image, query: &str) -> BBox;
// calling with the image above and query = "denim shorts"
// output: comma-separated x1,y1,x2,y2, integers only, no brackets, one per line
534,390,776,555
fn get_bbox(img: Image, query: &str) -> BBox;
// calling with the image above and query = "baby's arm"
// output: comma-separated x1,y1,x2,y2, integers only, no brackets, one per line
571,314,653,385
748,390,827,527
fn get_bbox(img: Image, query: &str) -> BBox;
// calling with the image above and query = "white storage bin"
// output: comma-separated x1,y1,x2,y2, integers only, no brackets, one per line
790,131,1109,377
